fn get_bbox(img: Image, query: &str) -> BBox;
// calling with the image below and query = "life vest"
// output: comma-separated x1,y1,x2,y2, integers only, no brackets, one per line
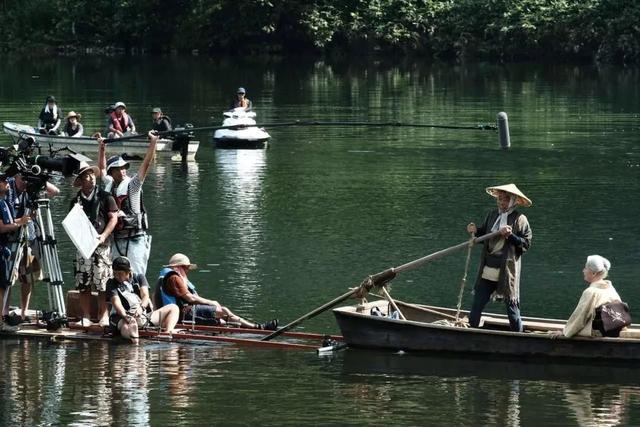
110,111,132,133
157,267,198,309
112,177,148,235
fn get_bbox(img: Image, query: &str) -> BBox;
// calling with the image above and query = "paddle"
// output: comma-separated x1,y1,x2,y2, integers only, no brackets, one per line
261,229,502,341
102,120,497,143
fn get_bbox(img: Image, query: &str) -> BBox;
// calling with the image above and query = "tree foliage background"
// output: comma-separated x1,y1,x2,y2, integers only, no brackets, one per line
2,0,639,63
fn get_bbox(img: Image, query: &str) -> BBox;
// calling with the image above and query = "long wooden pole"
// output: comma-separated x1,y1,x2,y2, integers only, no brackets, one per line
106,120,497,143
261,230,501,341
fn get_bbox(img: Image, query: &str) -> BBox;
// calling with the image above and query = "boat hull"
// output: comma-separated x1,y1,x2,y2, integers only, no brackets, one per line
334,300,640,361
3,122,199,158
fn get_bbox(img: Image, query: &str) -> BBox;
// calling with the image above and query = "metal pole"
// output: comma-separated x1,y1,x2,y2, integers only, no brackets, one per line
498,112,511,149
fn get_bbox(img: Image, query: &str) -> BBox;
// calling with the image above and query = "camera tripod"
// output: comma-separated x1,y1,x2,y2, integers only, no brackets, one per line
10,196,66,317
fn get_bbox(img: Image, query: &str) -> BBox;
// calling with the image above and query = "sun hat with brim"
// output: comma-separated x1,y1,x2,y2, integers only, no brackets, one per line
164,253,198,270
486,183,532,207
114,101,126,109
106,155,130,174
66,111,81,120
73,161,99,187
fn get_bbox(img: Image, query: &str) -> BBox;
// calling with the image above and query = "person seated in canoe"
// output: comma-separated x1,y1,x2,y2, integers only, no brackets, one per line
106,256,179,342
551,255,628,339
151,107,172,133
108,101,136,138
0,173,32,333
154,253,278,330
37,95,63,135
104,104,115,135
229,87,252,112
466,183,532,332
63,111,84,137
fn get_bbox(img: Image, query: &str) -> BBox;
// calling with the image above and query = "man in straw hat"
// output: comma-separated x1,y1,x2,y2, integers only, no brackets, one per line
466,183,533,332
155,253,278,330
106,256,179,342
69,161,118,327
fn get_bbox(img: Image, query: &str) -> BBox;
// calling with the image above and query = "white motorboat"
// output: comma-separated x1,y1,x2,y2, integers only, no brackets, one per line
213,108,270,149
2,122,199,160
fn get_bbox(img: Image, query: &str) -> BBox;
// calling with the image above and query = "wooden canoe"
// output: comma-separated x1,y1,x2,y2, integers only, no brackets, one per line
333,299,640,361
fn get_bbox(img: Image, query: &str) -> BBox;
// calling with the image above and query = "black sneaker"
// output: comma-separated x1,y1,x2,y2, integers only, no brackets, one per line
261,319,279,331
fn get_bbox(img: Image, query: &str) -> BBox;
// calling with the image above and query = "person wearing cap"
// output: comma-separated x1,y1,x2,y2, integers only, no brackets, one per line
151,107,172,133
70,161,118,327
63,111,84,138
98,131,158,276
37,95,63,135
550,255,625,338
466,183,533,332
108,101,136,138
0,173,32,332
230,87,252,111
106,256,179,341
5,169,60,324
155,253,278,330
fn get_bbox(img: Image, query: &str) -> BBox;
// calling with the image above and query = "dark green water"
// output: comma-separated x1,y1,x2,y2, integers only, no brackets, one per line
1,56,640,425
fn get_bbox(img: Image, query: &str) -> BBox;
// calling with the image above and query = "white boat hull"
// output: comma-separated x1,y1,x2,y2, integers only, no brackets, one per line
3,122,199,159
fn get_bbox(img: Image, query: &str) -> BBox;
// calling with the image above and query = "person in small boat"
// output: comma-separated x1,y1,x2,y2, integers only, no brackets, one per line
37,95,63,135
106,256,179,341
108,101,136,138
104,104,115,135
230,87,252,111
466,183,532,332
151,107,172,133
155,253,278,330
63,111,84,137
552,255,624,338
0,173,31,332
98,131,157,275
70,162,118,327
6,168,60,324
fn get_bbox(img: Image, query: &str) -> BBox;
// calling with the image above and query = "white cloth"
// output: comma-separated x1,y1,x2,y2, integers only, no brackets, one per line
44,104,58,119
563,280,621,337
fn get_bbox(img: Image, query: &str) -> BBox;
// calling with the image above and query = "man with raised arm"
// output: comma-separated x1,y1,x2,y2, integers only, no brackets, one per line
98,131,157,276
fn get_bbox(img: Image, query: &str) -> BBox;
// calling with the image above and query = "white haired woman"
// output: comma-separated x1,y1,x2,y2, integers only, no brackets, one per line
554,255,625,338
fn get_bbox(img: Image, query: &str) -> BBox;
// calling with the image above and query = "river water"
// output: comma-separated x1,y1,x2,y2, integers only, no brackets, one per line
0,56,639,425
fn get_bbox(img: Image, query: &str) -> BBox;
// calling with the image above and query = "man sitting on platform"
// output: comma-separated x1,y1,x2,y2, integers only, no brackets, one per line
106,256,179,341
155,253,278,330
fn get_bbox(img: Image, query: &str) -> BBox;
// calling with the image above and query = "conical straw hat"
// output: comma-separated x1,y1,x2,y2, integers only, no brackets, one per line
485,183,532,207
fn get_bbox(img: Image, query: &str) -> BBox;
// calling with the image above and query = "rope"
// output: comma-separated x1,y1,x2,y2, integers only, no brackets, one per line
455,234,476,323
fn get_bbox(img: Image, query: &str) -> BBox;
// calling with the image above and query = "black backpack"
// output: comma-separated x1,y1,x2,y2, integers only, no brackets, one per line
593,302,632,337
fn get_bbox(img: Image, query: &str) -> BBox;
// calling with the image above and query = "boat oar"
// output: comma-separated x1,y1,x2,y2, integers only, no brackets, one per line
261,229,502,341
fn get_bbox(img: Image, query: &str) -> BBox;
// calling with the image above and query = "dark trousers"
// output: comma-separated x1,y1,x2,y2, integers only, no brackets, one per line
469,278,523,332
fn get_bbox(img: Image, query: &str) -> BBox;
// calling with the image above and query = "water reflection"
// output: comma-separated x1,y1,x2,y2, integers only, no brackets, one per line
214,149,266,303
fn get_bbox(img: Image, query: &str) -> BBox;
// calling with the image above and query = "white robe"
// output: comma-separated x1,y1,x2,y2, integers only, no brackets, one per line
563,280,621,337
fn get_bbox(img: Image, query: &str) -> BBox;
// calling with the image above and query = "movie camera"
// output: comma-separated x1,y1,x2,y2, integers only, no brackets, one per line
0,136,89,197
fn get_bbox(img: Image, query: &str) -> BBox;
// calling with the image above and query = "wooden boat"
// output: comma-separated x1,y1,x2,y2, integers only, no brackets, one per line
213,109,270,149
0,320,342,351
3,122,200,159
333,299,640,361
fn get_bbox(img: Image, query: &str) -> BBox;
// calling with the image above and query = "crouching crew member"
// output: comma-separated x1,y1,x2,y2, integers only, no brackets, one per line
155,253,278,330
107,256,179,342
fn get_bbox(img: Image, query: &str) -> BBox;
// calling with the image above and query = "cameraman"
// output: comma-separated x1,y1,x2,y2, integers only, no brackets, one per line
6,171,60,323
98,131,158,276
0,173,32,332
